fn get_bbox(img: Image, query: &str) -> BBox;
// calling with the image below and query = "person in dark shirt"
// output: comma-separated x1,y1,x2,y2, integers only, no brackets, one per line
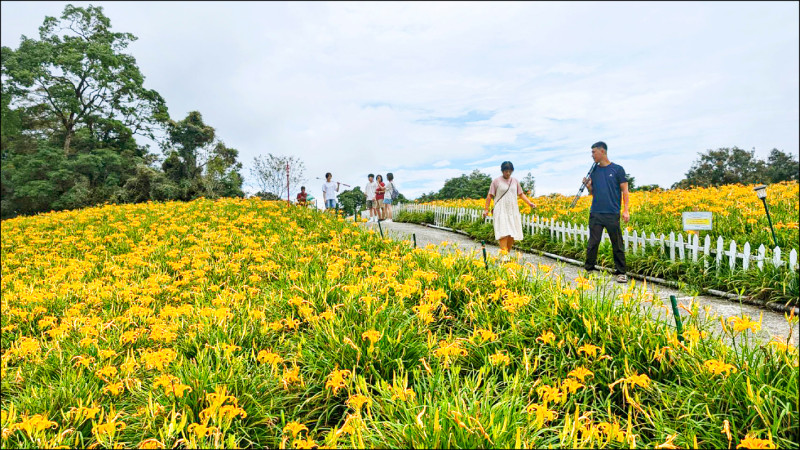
582,141,630,283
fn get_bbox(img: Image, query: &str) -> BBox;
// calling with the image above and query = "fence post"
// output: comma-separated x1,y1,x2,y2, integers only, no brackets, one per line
677,233,685,261
790,249,798,271
756,244,766,270
728,240,737,271
715,236,724,268
742,242,751,271
772,246,782,268
703,235,711,268
669,232,676,261
624,228,630,251
691,233,699,263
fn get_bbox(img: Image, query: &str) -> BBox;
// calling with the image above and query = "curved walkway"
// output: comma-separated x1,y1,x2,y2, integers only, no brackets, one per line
363,220,798,346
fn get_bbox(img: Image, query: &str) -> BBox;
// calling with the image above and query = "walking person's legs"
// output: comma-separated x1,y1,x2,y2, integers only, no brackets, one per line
584,214,604,271
604,214,627,277
498,236,512,254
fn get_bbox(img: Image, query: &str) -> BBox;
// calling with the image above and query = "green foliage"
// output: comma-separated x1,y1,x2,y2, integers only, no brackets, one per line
159,111,244,201
765,148,800,184
673,147,798,189
253,191,282,201
634,184,662,192
626,174,636,190
116,164,181,203
1,4,169,155
1,5,245,218
337,186,365,216
417,169,492,201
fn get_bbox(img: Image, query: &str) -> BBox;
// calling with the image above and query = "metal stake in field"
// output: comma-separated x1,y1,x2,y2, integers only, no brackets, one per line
377,220,384,238
669,295,685,342
753,185,778,247
413,233,417,248
481,241,488,269
569,162,598,209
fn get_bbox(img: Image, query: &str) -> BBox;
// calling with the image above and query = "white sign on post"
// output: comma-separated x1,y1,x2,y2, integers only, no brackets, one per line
682,212,713,231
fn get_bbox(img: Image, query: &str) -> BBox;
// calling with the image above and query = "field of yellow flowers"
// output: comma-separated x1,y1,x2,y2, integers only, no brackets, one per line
423,182,799,250
1,198,797,448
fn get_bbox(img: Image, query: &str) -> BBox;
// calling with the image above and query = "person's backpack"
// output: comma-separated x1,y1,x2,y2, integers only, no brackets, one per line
390,183,399,200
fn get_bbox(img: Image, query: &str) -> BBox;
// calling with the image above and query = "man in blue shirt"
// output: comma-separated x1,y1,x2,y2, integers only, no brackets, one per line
582,141,630,283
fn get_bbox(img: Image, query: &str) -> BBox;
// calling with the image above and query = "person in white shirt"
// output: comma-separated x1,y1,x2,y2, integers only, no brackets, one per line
322,172,339,210
364,174,378,222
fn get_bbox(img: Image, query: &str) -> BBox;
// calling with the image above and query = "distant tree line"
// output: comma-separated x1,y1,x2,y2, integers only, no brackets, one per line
412,147,796,202
672,147,798,189
1,4,244,219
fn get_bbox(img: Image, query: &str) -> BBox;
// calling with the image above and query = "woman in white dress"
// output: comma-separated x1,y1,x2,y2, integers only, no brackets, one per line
482,161,536,254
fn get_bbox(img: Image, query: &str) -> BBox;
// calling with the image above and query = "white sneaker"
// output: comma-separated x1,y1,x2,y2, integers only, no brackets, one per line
385,219,393,223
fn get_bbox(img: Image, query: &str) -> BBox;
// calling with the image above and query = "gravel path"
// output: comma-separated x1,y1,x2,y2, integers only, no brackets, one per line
363,220,798,346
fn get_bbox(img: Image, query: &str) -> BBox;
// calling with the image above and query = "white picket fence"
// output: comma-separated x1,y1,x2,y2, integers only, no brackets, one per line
387,203,799,273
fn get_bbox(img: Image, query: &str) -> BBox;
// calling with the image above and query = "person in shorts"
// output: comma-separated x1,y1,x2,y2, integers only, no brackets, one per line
364,174,378,222
374,174,385,221
382,173,396,222
322,172,339,210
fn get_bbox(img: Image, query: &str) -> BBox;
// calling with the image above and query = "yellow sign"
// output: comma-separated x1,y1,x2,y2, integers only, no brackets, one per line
682,212,712,231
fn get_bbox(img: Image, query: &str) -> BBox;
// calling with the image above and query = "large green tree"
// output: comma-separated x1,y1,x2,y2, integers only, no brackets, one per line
1,4,168,155
417,169,492,201
764,148,799,183
161,111,243,200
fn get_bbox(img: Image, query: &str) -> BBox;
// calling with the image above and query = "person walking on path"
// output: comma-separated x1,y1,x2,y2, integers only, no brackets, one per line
374,174,386,221
382,173,396,222
482,161,536,255
582,141,630,283
364,174,378,222
322,173,340,211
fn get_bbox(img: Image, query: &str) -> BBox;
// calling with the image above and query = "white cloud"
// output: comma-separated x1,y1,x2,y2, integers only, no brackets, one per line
2,1,797,200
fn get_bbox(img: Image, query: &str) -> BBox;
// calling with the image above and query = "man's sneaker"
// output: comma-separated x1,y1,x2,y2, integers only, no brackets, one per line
616,274,628,283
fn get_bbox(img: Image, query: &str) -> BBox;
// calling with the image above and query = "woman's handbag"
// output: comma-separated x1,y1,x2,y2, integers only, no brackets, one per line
491,178,517,213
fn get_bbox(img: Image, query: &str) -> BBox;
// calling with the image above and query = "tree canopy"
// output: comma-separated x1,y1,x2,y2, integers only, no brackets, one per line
672,147,798,189
1,4,244,219
1,4,168,155
417,169,492,202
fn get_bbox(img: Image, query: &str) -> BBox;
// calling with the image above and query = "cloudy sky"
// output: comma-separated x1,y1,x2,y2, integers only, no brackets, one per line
2,1,798,198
